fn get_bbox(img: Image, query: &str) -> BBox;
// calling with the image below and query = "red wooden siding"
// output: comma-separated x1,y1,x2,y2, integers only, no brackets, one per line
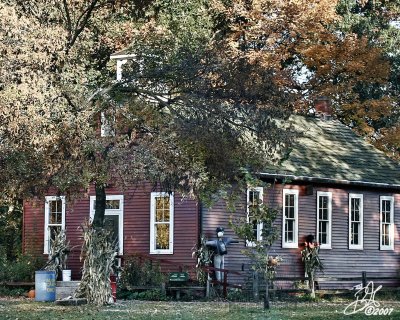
202,182,400,289
23,183,199,280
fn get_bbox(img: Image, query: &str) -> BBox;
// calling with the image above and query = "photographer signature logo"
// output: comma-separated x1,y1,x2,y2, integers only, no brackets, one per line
343,281,394,316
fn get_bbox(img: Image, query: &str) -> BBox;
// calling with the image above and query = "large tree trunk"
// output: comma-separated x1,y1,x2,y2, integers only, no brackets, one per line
92,183,106,228
76,183,116,305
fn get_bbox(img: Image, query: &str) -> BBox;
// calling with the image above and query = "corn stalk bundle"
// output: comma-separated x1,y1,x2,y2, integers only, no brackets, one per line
192,234,212,285
44,230,70,279
75,222,117,305
301,242,324,298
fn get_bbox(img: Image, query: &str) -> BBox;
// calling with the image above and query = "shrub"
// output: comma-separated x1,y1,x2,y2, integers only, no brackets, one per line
120,255,165,288
227,288,247,301
0,286,26,297
119,289,168,301
0,251,44,282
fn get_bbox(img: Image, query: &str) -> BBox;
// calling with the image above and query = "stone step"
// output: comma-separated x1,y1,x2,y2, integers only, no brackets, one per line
56,281,80,287
56,281,80,300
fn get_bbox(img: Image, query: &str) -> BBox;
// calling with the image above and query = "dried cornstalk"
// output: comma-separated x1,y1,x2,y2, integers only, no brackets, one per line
44,229,70,279
75,221,117,305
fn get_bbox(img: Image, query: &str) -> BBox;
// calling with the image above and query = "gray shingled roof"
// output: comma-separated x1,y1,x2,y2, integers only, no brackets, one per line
261,115,400,189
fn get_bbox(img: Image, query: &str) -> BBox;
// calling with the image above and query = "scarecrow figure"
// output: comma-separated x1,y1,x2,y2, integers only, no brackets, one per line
206,227,238,282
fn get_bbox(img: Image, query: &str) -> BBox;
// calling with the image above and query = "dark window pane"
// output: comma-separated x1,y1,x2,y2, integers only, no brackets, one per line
354,198,360,212
49,200,62,224
319,221,328,244
320,208,328,220
382,224,390,246
322,196,328,208
104,215,119,248
384,200,390,213
384,235,389,246
285,207,294,219
351,222,359,245
285,220,294,243
322,221,327,233
289,195,294,207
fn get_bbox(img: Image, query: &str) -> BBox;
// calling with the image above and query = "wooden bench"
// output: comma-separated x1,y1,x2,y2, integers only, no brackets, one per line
167,272,206,299
168,272,188,299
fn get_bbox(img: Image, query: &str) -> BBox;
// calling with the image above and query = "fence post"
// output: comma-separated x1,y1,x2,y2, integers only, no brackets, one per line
362,271,367,288
253,271,259,301
223,271,228,298
206,277,210,299
161,282,166,296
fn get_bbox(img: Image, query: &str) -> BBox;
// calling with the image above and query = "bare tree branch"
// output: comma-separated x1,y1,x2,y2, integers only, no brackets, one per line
62,0,73,43
67,0,99,51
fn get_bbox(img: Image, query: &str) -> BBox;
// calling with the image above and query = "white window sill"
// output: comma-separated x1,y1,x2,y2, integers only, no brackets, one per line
349,245,363,250
150,250,173,255
319,245,331,250
282,243,298,249
380,246,394,251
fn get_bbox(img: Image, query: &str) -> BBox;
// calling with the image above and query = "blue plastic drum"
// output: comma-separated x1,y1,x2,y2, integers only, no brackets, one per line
35,271,56,301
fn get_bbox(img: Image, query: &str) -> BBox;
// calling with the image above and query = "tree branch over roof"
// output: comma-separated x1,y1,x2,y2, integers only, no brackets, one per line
67,0,99,51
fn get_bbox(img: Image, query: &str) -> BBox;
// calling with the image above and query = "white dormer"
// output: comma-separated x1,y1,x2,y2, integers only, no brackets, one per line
110,50,136,81
99,51,134,137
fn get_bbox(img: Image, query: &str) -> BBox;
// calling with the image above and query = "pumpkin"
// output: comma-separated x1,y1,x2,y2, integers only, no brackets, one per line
27,289,35,299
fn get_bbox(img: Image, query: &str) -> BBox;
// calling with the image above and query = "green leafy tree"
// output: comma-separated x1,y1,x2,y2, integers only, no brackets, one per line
0,204,22,260
334,0,400,160
2,0,395,305
0,0,293,304
231,185,280,309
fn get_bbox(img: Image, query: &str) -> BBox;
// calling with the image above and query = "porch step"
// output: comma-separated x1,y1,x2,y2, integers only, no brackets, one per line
56,281,80,300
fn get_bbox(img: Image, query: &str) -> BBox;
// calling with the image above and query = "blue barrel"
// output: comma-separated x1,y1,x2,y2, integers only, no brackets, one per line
35,271,56,302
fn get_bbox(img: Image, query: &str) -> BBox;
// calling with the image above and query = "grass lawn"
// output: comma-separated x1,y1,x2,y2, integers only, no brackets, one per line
0,298,399,320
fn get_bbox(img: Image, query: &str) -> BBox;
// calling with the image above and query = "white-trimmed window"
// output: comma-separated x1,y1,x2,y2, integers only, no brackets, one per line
380,196,394,250
317,191,332,249
150,192,174,254
349,193,363,250
90,195,124,255
246,187,263,246
44,196,66,254
282,189,299,248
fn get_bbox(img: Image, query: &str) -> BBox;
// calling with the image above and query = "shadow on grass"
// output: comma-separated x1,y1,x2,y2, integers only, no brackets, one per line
0,298,399,320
